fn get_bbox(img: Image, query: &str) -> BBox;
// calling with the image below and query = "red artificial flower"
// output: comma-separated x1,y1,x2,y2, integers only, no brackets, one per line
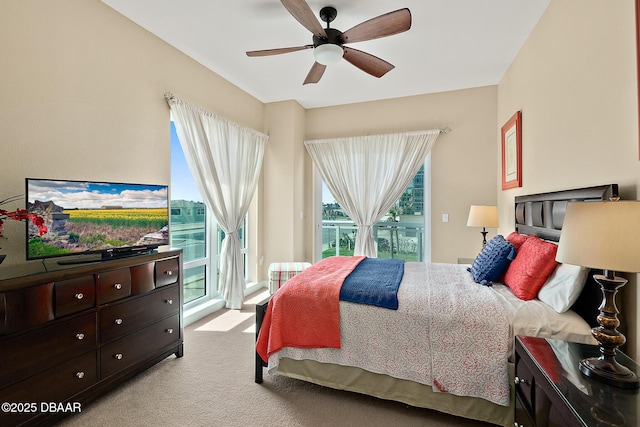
0,201,48,237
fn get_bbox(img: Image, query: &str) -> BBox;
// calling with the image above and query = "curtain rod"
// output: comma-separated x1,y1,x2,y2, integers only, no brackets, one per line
165,92,452,136
164,92,176,103
164,92,269,139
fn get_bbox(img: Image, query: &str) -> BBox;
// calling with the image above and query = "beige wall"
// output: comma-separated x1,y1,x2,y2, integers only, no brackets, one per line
305,87,499,262
0,0,264,275
497,0,640,357
260,100,309,278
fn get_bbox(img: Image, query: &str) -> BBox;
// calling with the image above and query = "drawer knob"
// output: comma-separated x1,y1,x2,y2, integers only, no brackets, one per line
114,318,123,325
514,376,528,385
75,293,84,300
115,353,123,360
114,283,122,290
76,333,85,340
76,371,85,379
166,299,173,305
165,270,173,276
166,328,174,334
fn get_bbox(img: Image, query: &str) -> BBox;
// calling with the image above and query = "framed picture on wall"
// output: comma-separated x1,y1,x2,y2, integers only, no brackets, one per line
501,111,522,190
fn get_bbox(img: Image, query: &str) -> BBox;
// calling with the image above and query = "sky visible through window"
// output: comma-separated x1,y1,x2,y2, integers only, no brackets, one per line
170,122,202,203
322,184,336,204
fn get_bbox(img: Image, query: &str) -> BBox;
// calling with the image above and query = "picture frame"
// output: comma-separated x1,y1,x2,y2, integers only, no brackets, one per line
501,111,522,190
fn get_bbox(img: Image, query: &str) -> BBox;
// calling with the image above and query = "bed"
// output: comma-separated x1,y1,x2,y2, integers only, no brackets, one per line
254,184,618,427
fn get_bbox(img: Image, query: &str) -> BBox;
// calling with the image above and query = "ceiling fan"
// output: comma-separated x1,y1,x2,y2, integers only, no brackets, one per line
246,0,412,85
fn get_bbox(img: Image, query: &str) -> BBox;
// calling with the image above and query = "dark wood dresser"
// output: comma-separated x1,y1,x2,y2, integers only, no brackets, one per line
0,249,183,426
515,335,639,427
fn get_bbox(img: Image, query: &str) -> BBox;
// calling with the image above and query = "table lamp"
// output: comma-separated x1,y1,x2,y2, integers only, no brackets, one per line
467,205,499,246
556,200,640,389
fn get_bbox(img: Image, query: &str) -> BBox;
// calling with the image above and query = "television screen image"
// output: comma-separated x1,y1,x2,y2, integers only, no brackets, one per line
26,178,170,260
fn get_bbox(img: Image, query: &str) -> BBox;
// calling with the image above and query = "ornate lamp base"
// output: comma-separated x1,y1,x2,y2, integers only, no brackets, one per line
580,356,638,388
581,273,640,389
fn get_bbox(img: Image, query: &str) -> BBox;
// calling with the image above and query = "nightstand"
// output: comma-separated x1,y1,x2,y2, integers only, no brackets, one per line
514,336,639,427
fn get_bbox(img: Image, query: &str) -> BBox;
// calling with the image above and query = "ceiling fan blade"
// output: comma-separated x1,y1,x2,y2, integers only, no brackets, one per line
281,0,327,38
303,62,326,85
341,8,411,44
246,45,313,57
343,47,394,78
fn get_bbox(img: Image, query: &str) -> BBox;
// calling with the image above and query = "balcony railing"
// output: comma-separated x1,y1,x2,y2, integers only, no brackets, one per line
321,220,424,261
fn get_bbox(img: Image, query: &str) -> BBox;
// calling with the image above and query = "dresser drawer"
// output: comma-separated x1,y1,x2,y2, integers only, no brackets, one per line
0,350,97,427
0,283,54,335
155,258,179,287
515,393,535,427
0,293,4,335
515,351,535,416
100,285,180,343
98,268,131,304
54,275,96,317
130,262,155,295
0,312,97,387
533,380,576,427
100,313,180,378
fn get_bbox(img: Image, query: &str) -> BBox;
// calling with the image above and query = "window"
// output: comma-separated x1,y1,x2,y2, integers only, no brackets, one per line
170,122,250,308
170,122,210,305
317,156,431,262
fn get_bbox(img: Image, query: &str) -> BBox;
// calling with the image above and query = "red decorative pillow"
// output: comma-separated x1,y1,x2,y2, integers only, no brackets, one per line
503,236,558,300
506,231,528,250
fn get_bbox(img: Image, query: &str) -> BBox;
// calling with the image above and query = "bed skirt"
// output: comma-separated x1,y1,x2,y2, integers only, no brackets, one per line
274,357,515,427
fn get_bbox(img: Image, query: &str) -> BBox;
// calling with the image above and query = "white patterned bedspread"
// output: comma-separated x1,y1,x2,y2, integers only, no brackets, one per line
268,262,512,406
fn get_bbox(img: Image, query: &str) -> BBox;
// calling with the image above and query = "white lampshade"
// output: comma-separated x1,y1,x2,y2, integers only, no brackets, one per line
314,44,343,66
556,201,640,273
467,205,499,228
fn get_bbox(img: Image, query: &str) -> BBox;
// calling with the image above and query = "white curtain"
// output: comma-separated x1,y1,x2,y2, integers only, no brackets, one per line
305,130,439,257
166,94,268,309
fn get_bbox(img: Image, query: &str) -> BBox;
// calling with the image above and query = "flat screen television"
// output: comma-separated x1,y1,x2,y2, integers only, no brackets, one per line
26,178,170,262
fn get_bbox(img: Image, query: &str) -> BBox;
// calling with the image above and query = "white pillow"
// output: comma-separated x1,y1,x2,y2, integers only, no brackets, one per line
537,263,589,313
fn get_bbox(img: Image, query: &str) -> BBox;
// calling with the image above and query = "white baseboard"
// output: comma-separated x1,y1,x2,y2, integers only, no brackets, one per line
183,281,268,326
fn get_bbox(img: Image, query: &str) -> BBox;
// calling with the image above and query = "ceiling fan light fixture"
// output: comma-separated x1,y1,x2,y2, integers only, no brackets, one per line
314,43,343,65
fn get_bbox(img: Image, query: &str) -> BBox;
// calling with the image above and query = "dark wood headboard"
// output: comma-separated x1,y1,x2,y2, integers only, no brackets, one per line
514,184,619,327
514,184,619,242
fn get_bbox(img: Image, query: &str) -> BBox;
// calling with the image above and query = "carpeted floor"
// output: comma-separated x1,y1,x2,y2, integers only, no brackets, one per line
56,289,497,427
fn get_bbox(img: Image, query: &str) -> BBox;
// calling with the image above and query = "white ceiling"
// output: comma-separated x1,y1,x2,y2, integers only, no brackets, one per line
101,0,551,109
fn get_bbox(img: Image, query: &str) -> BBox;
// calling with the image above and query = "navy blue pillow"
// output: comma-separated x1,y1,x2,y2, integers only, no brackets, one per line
467,235,516,286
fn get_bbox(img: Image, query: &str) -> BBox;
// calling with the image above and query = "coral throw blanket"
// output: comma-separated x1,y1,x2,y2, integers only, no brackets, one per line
256,256,365,362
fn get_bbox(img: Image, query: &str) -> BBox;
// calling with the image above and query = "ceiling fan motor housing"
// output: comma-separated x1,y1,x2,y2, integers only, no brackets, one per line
313,28,343,48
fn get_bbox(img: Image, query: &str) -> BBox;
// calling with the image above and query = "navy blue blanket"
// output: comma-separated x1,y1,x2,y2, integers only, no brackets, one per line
339,258,405,310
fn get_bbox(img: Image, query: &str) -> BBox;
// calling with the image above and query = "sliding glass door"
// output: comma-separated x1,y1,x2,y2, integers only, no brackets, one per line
315,155,431,262
170,122,248,309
